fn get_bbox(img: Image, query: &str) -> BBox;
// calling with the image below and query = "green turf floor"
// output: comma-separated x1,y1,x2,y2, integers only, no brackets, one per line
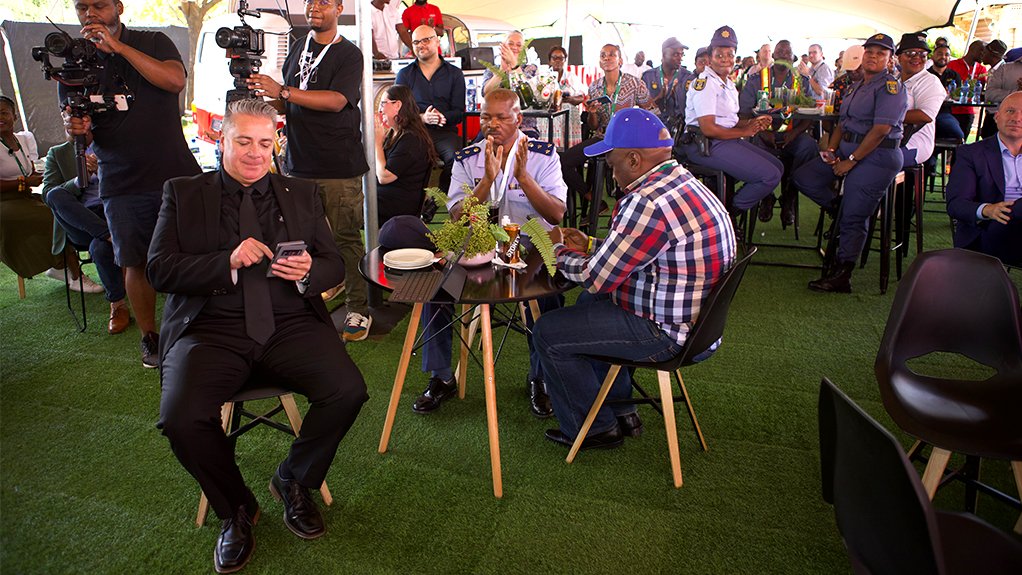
2,188,1019,574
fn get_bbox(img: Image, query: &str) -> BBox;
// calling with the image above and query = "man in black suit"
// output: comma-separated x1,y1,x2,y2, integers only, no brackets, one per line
946,91,1022,267
147,99,368,574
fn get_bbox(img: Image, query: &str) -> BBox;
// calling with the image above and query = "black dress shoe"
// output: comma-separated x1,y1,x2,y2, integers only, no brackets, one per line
808,260,854,294
545,426,624,450
780,194,796,228
214,503,259,574
269,471,325,540
527,378,554,418
411,376,458,414
617,412,644,437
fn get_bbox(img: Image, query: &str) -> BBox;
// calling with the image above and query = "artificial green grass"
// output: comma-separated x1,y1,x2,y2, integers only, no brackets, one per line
2,192,1019,574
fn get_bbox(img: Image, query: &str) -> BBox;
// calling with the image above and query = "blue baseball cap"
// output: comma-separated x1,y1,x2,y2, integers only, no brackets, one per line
583,108,673,157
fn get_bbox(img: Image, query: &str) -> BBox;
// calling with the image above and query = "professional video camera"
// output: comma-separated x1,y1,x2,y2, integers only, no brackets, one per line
217,0,265,104
32,20,131,187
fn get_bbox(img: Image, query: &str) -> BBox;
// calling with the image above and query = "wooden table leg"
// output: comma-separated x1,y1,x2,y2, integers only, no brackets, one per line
456,304,477,399
379,302,422,453
480,304,503,498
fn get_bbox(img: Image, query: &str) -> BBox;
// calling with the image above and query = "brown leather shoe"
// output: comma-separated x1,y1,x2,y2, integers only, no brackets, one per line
108,304,131,335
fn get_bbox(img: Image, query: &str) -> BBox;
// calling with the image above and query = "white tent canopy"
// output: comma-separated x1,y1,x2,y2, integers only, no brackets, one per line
432,0,962,41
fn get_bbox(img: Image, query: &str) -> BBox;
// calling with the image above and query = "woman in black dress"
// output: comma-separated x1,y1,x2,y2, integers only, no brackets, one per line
374,84,438,226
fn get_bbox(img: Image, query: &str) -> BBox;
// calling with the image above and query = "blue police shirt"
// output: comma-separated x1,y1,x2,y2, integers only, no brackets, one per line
448,133,567,232
839,71,908,140
642,66,693,126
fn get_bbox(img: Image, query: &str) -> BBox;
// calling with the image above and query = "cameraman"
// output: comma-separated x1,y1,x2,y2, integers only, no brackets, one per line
62,0,200,369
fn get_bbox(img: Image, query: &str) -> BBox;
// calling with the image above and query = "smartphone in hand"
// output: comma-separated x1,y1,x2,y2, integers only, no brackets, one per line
820,150,838,164
266,240,307,277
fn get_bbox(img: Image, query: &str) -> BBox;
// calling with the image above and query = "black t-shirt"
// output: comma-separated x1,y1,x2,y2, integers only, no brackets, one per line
377,132,430,221
59,26,200,198
281,35,369,179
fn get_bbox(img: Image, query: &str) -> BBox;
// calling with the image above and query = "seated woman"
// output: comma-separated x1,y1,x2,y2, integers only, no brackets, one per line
0,95,88,286
374,84,438,227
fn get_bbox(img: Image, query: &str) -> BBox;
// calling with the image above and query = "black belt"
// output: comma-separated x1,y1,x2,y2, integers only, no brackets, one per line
842,132,901,148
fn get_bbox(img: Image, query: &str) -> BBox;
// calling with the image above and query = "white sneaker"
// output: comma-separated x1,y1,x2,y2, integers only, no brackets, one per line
44,267,66,281
342,312,372,342
70,273,104,294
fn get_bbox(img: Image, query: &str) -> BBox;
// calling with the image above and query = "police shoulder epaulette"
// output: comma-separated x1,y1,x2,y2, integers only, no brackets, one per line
526,140,555,156
455,145,482,161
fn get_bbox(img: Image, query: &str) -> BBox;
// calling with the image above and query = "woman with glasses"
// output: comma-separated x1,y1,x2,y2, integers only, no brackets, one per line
547,46,586,148
374,84,438,226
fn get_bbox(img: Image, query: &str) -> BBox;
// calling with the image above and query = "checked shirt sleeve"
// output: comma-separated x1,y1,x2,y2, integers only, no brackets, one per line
556,195,668,293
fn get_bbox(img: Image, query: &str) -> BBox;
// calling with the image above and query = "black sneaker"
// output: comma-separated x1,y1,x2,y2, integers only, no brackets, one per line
411,376,458,414
141,331,160,369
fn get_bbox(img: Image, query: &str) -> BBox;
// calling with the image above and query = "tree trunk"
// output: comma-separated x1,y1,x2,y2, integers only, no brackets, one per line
179,0,223,110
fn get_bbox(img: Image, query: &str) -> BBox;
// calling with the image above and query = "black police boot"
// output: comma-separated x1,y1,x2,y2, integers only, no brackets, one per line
808,260,855,293
757,194,776,222
527,378,553,418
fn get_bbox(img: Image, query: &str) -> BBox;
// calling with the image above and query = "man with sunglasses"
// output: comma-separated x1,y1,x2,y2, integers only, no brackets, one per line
248,0,373,342
395,24,466,195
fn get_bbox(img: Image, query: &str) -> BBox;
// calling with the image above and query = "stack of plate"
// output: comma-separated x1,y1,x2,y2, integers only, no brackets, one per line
383,248,434,270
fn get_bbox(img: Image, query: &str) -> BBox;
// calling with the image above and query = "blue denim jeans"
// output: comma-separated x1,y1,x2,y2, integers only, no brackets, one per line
532,291,683,439
45,185,125,302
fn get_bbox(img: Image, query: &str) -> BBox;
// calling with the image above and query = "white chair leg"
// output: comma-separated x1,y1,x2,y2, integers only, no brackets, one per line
658,370,683,488
567,365,621,463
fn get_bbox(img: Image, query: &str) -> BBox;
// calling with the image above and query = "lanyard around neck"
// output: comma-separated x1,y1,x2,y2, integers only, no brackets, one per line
604,73,622,115
492,135,521,205
1,137,29,177
298,29,343,90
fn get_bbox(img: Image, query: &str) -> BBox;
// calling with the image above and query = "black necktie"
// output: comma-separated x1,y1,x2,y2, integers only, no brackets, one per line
239,188,274,344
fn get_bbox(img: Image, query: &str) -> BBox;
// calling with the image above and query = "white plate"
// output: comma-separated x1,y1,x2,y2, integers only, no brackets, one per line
384,248,435,270
797,107,822,115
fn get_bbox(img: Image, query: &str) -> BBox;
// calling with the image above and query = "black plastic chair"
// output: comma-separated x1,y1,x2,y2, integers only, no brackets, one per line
874,248,1022,529
566,246,757,488
819,377,1022,574
194,381,333,527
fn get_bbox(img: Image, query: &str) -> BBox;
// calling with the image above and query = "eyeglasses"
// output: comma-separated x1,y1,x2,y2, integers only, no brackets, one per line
304,0,334,6
549,55,566,61
379,99,397,106
901,50,928,60
412,36,437,46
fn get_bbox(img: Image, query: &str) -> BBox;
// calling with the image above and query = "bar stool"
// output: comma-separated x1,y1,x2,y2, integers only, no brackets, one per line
195,384,333,527
859,171,904,294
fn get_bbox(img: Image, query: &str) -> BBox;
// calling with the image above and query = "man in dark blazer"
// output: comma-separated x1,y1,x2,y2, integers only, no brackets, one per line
147,99,368,574
946,91,1022,267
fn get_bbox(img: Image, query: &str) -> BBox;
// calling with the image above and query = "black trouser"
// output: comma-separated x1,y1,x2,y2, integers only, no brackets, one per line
158,313,368,519
559,136,603,204
953,113,975,141
429,130,463,195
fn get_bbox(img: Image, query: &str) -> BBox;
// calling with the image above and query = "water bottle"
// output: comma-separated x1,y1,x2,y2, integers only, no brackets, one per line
972,81,984,104
465,78,476,112
946,80,956,99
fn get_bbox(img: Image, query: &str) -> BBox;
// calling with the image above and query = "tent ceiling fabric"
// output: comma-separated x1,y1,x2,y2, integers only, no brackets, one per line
434,0,960,40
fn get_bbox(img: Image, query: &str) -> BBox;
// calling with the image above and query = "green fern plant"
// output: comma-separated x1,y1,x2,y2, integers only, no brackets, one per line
427,187,503,257
521,217,556,276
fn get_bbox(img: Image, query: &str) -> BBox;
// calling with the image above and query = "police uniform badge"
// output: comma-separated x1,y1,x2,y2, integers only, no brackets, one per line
454,146,482,162
526,140,554,156
886,80,899,95
721,30,731,38
694,78,706,91
685,79,692,90
651,82,659,90
873,34,884,40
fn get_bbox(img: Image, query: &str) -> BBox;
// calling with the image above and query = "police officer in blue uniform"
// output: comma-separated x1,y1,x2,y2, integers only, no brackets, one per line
737,40,819,225
414,88,568,419
792,33,908,293
642,37,693,134
679,25,782,220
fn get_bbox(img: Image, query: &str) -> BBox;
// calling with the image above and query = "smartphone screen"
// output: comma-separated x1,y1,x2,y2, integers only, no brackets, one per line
266,241,307,277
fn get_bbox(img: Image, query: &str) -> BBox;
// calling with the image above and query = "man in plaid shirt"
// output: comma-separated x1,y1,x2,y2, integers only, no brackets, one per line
533,108,737,450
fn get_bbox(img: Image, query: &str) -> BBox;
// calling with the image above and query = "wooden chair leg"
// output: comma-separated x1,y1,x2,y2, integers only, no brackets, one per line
280,394,332,506
657,370,683,488
921,447,953,500
380,303,422,453
456,304,479,399
197,401,236,527
674,370,707,451
17,276,26,299
566,364,621,463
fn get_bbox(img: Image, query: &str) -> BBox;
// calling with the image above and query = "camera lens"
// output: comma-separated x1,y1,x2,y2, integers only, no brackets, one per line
216,27,246,49
44,32,72,57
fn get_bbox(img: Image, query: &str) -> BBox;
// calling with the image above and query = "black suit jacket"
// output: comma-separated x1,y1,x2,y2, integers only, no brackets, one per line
147,171,343,360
